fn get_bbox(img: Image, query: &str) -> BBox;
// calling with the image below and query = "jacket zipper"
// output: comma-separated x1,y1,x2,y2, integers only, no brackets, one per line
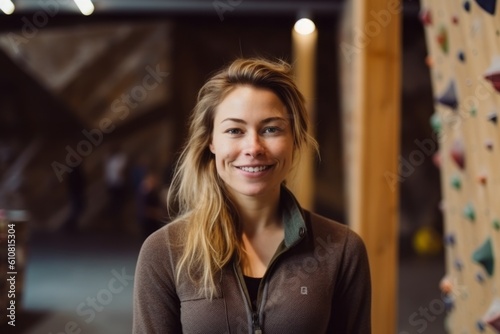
236,229,305,334
252,312,262,334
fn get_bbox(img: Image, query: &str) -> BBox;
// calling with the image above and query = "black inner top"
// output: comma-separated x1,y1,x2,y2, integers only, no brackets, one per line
243,275,262,311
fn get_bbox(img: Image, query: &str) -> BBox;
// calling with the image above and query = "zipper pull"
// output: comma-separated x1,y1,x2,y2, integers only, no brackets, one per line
252,312,262,334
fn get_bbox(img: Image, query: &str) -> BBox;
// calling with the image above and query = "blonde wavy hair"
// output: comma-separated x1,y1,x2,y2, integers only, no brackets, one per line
168,58,318,299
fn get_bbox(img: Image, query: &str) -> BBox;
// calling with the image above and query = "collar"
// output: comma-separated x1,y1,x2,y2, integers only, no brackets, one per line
280,186,307,247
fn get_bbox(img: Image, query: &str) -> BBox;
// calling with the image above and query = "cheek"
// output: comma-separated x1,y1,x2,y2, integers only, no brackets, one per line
213,146,234,169
274,139,294,159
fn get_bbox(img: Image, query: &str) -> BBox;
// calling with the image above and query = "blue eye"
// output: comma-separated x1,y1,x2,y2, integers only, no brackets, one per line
263,127,281,134
226,128,242,135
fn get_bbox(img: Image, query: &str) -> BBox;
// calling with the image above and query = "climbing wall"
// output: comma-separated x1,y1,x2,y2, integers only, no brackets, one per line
420,0,500,332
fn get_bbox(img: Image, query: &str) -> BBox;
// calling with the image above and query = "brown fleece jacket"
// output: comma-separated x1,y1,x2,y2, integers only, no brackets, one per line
133,188,371,334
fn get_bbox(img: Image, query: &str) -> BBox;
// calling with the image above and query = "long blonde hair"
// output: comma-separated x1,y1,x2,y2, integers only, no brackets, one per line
168,58,317,298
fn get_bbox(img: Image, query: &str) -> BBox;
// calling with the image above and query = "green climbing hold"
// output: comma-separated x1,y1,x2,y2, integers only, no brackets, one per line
472,238,494,276
464,203,476,222
451,175,462,190
470,107,477,117
437,26,449,54
430,113,442,133
493,219,500,231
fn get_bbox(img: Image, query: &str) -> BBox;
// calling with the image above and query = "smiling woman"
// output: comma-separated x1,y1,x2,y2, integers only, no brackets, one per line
133,58,372,334
209,86,294,201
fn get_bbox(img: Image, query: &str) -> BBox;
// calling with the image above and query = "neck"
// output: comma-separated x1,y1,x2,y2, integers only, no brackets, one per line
230,188,282,235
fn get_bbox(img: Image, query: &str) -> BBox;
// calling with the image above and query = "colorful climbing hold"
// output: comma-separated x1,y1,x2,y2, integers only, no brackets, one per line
451,139,465,169
425,55,434,68
451,175,462,190
485,139,494,151
458,51,466,62
484,56,500,93
493,219,500,231
488,111,498,124
477,173,487,185
455,259,464,271
437,80,458,109
444,233,456,246
440,275,453,294
443,295,455,312
452,15,459,24
420,9,432,25
475,0,497,15
476,272,486,283
470,107,477,117
430,112,442,133
437,26,449,54
432,151,441,168
472,238,494,276
483,298,500,331
477,320,486,332
463,203,476,222
464,1,471,11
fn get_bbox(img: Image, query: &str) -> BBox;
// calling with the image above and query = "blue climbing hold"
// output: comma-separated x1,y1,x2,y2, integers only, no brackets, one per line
458,51,466,62
477,320,486,332
444,233,456,246
475,0,496,15
464,1,471,11
443,295,455,311
437,80,459,109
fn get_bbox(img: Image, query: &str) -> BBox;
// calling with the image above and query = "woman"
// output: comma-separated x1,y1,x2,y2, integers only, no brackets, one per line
133,58,371,333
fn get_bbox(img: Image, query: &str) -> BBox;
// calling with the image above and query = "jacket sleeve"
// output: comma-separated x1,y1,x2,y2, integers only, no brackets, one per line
133,228,182,334
330,230,372,333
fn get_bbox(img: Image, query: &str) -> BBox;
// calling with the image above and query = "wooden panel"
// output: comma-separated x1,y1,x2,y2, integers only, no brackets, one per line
340,0,401,333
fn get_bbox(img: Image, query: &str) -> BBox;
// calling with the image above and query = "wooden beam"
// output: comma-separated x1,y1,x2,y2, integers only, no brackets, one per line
340,0,401,333
289,28,318,211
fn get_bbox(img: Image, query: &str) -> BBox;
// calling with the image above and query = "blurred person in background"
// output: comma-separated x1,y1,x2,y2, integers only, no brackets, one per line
62,164,86,232
139,169,163,240
104,145,128,223
133,58,371,333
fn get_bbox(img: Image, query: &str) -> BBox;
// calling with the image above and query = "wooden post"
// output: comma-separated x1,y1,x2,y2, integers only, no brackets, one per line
340,1,401,333
289,26,318,211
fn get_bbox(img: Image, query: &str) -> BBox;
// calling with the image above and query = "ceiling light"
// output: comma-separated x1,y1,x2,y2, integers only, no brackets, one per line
74,0,94,16
294,18,316,35
0,0,15,15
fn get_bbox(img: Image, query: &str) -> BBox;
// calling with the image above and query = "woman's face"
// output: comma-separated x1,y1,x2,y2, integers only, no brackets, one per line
210,85,294,201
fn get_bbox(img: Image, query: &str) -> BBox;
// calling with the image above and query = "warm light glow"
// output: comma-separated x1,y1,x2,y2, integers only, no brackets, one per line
0,0,15,15
74,0,94,16
294,18,316,35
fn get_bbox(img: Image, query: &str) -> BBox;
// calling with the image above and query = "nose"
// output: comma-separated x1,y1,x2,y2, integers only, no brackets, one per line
244,132,265,157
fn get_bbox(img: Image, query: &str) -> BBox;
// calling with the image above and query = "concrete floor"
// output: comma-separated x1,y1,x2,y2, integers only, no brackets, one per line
398,255,446,334
2,230,447,334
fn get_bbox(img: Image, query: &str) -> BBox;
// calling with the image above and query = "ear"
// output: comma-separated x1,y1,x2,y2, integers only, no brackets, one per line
209,142,215,154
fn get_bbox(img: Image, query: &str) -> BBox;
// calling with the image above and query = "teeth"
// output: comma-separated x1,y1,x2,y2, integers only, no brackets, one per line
239,166,269,173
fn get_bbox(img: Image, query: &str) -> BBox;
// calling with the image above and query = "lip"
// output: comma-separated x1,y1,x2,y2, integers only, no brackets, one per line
235,164,273,168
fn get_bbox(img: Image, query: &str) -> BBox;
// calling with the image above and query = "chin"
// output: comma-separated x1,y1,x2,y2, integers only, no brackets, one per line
229,183,279,198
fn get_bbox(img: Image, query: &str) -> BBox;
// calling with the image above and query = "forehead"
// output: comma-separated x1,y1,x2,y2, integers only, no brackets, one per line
214,85,289,121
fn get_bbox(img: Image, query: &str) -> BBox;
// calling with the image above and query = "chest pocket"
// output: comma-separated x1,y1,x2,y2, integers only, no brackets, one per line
180,297,229,334
177,280,230,334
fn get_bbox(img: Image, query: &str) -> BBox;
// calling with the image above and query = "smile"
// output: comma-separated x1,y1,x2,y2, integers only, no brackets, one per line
236,165,272,173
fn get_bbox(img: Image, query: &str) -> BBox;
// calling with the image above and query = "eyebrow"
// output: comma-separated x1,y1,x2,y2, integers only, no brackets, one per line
220,117,288,125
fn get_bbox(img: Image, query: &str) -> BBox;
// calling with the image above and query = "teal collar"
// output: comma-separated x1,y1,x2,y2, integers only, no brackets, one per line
280,186,307,247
